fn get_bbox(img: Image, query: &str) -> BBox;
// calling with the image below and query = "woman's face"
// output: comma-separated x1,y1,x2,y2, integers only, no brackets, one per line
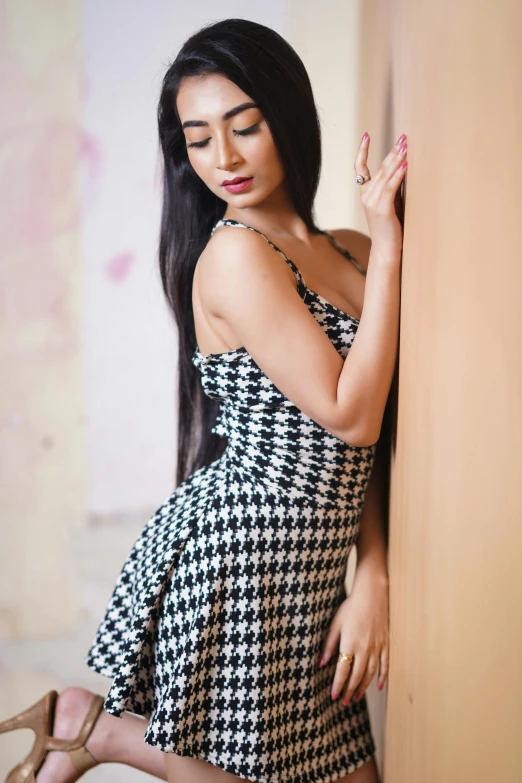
176,73,285,207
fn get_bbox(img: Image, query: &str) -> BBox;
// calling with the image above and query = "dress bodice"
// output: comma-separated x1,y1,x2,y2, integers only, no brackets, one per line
191,218,377,510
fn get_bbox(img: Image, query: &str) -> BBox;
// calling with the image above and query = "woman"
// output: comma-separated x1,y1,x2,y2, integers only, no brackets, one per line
0,18,406,783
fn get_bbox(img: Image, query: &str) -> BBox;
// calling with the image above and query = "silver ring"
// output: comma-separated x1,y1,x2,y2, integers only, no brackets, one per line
355,173,371,185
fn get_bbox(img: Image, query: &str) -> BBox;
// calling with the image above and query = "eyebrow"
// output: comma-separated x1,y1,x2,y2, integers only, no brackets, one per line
181,101,259,130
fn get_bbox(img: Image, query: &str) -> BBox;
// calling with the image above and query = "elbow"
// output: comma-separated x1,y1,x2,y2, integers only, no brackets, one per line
328,401,381,448
339,423,381,448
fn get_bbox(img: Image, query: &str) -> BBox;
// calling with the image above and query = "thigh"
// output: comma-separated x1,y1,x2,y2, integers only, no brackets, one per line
165,752,379,783
165,753,254,783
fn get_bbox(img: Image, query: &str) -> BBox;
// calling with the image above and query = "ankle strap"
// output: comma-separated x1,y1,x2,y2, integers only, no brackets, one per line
68,743,100,772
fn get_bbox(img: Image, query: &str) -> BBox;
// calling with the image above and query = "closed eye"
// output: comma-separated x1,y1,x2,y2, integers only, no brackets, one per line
187,123,260,149
233,123,259,138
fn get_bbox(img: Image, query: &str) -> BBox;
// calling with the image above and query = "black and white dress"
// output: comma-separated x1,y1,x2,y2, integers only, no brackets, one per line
86,218,378,783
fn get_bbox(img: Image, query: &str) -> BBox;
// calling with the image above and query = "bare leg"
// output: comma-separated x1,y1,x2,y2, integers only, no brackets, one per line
165,754,254,782
36,687,167,782
164,750,379,783
36,687,379,783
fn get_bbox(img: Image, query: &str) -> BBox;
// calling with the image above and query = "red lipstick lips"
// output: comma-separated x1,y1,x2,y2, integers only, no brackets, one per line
222,176,254,194
221,176,249,185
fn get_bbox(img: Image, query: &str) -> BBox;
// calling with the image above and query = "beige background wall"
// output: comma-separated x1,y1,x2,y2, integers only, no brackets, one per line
358,0,522,780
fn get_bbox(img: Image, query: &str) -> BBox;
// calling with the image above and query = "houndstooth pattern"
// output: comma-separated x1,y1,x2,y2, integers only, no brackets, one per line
85,219,378,782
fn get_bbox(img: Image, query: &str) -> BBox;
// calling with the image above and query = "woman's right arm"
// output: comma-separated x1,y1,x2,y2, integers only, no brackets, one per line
336,245,401,444
198,136,406,447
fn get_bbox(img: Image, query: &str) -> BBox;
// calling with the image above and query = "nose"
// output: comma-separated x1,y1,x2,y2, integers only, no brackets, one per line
215,130,242,171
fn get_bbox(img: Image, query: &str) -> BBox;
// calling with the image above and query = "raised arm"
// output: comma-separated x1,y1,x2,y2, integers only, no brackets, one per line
198,134,406,446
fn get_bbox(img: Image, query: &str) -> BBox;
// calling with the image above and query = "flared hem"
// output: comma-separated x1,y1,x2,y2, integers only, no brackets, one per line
155,744,376,783
86,656,376,783
158,740,375,783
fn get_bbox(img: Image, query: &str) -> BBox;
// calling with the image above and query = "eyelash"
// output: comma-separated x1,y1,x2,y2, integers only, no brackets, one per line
187,123,260,149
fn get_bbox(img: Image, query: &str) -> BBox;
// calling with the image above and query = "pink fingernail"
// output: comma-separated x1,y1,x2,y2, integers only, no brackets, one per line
400,160,408,169
398,143,406,154
356,692,364,701
331,690,339,700
361,132,368,141
378,682,384,691
318,656,326,668
397,133,406,144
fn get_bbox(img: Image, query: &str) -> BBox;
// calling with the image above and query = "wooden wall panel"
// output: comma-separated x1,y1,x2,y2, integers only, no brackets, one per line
359,1,522,780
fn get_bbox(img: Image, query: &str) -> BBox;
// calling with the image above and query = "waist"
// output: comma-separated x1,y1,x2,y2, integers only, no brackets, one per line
215,407,376,509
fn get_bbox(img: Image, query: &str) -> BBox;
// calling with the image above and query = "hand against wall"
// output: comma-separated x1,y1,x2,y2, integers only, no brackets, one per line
355,132,408,258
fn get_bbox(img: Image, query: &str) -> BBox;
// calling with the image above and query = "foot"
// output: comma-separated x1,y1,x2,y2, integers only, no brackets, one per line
36,687,106,783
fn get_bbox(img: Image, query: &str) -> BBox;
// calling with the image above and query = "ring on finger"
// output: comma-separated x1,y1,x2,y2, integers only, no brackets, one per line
355,173,371,185
338,651,355,664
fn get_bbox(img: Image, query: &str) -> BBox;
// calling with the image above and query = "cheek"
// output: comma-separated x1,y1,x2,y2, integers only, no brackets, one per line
187,153,214,186
256,135,284,178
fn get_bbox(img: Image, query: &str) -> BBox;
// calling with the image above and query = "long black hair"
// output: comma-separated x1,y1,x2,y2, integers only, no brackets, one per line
157,18,322,487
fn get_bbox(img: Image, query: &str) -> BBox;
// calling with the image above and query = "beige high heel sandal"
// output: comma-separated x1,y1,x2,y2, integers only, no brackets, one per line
0,690,105,782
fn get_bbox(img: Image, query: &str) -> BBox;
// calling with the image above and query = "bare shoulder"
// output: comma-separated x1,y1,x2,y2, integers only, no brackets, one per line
328,228,371,273
195,222,296,317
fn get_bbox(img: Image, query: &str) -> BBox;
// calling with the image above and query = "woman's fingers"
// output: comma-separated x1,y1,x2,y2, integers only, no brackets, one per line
322,640,389,702
330,654,357,699
369,135,408,190
366,134,408,192
379,154,408,198
327,644,389,703
382,137,408,182
363,145,408,211
352,652,380,701
354,132,408,196
333,649,366,704
377,643,389,690
354,132,371,177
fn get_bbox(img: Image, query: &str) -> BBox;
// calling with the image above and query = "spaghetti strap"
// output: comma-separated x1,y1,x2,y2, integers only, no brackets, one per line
318,229,367,277
210,218,308,299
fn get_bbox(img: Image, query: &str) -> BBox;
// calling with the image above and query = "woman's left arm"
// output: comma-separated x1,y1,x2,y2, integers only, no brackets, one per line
353,438,389,589
317,227,392,702
318,439,390,702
